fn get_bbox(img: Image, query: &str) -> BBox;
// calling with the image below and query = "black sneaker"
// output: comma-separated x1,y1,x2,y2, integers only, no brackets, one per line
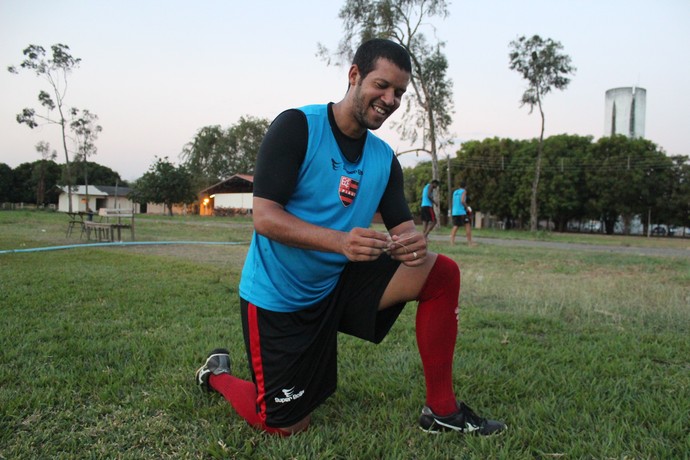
195,348,231,392
419,401,506,435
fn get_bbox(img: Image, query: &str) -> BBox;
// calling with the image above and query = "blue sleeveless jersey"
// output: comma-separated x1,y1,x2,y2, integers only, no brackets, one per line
421,183,433,207
452,188,467,216
239,104,394,312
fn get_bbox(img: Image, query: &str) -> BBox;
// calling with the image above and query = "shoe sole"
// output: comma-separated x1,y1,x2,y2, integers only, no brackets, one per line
195,366,213,392
419,424,508,436
195,349,231,392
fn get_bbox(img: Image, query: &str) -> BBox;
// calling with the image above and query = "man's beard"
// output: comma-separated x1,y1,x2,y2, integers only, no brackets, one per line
353,86,385,131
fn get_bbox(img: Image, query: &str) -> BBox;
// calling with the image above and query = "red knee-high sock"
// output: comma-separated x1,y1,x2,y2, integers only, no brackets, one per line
415,254,460,416
209,373,287,436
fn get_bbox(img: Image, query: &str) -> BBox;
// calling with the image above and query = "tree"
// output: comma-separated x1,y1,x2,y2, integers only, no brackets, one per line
34,141,57,205
403,160,436,217
509,35,575,231
71,161,124,187
69,108,102,206
0,163,13,203
130,157,196,216
8,44,83,212
454,137,532,228
319,0,454,223
585,136,672,235
181,125,227,186
181,116,270,188
224,116,271,177
455,135,593,231
666,156,690,234
11,160,62,204
10,163,36,203
539,135,591,231
506,141,539,226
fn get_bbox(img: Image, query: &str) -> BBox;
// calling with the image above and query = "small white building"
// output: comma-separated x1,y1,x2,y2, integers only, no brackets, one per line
198,174,253,216
58,185,139,213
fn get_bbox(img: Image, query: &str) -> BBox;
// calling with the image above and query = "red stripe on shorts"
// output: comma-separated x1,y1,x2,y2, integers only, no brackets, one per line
247,302,269,425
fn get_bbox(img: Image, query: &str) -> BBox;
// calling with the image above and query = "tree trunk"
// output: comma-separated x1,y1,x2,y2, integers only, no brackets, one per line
622,214,632,235
36,163,46,206
84,161,90,212
446,155,452,221
604,217,616,235
529,101,545,232
59,111,73,212
426,96,441,226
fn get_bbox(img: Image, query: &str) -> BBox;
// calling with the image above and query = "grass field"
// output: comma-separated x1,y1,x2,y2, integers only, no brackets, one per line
1,211,688,459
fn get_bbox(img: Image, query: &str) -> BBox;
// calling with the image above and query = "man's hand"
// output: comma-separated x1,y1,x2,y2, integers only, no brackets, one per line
341,227,390,262
385,230,427,266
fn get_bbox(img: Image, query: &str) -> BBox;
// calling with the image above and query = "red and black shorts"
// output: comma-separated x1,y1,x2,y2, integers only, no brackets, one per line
421,206,436,223
240,254,405,428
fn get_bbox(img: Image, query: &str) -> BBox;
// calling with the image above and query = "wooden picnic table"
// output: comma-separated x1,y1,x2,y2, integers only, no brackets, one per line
89,208,135,242
66,208,135,242
83,221,115,242
65,211,94,238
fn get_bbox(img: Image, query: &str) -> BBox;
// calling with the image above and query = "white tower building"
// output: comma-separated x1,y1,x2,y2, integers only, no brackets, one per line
604,87,646,138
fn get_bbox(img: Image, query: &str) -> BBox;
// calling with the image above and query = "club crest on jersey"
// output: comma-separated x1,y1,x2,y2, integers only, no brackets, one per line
339,176,359,207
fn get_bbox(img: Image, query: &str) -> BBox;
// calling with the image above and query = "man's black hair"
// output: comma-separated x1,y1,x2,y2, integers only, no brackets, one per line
431,179,440,185
352,38,412,80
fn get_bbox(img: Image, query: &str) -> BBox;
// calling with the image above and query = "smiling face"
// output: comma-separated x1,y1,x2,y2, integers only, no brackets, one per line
349,57,411,133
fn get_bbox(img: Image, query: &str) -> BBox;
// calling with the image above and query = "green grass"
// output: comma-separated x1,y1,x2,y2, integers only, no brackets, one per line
1,211,689,459
433,225,690,250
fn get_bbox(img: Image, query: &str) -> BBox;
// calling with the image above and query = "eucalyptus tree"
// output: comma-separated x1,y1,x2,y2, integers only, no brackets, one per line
70,109,102,204
509,35,575,231
8,44,83,211
319,0,454,222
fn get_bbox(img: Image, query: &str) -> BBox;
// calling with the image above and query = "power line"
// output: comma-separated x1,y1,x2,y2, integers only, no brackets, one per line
449,156,680,173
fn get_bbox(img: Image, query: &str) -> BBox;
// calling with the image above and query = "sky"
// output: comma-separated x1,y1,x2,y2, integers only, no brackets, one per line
1,0,689,181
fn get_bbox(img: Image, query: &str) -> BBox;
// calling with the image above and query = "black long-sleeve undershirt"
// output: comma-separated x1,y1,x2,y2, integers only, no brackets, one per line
253,104,412,230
